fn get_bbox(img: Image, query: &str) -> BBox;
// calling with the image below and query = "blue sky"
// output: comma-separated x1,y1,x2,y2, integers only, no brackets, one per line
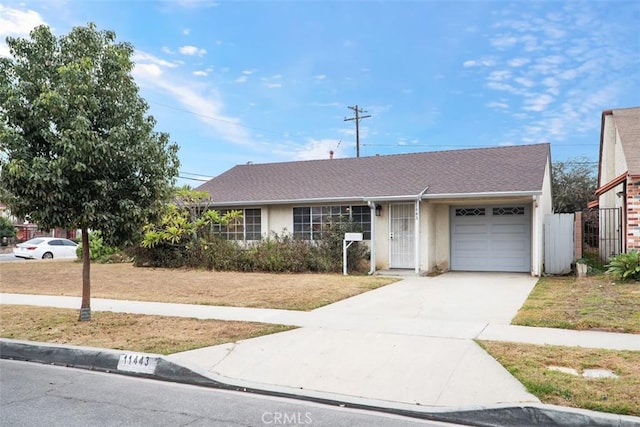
1,1,639,186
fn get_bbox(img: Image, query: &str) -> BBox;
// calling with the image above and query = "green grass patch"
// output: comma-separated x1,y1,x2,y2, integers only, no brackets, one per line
0,305,294,355
479,341,640,416
513,275,640,333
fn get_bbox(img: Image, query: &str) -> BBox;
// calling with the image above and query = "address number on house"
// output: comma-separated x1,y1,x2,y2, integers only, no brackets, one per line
117,353,159,374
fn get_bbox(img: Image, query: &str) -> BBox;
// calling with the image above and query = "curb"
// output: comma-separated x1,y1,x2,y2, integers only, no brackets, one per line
2,339,638,427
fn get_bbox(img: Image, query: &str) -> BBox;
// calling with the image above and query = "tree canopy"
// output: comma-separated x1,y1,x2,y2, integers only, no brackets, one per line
552,158,597,213
0,23,179,244
0,23,179,319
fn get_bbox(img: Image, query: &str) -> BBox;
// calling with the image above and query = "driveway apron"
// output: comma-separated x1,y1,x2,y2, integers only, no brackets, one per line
169,272,540,407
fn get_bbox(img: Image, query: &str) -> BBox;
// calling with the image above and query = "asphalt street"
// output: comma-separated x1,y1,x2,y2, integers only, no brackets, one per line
0,359,467,427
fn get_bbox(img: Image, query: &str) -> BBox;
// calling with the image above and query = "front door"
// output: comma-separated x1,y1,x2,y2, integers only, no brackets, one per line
389,203,415,268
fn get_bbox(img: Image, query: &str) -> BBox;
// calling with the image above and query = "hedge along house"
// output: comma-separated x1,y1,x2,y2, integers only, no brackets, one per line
197,143,553,276
588,107,640,256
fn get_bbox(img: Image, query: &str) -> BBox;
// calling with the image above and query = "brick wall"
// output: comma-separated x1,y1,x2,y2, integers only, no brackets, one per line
627,177,640,250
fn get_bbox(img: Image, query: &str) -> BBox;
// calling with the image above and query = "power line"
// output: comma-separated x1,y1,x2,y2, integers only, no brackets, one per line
178,175,209,182
344,105,371,158
147,100,283,135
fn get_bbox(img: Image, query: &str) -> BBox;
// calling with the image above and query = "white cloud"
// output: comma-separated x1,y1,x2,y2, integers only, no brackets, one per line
161,46,174,54
294,138,346,161
134,63,163,78
183,28,190,35
264,82,282,89
488,70,511,81
234,75,247,83
523,94,553,112
179,45,207,56
132,50,251,146
463,59,495,67
514,77,535,87
0,5,45,35
491,35,518,49
508,58,530,67
314,74,327,80
133,51,179,69
0,5,46,57
193,70,208,76
487,102,509,109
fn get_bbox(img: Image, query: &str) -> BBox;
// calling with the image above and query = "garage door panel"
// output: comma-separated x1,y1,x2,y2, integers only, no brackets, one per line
453,224,488,234
451,205,531,272
491,223,528,234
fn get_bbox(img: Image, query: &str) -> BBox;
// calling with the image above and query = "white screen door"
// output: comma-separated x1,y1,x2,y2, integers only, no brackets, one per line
389,203,415,268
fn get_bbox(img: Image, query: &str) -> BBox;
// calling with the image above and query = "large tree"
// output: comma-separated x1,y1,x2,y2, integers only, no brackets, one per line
552,157,597,213
0,23,179,320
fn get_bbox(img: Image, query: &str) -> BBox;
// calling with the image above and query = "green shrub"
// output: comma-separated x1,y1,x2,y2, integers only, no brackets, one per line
77,231,129,263
132,224,370,274
606,250,640,282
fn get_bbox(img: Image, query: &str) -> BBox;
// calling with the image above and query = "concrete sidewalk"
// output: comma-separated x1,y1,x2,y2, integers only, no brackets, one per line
2,272,640,423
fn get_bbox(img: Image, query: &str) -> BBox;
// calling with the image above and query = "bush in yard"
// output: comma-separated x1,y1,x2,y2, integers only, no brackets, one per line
606,250,640,282
76,231,128,263
316,219,369,273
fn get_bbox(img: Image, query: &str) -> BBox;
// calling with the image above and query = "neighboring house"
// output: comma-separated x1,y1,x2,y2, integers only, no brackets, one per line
197,143,553,276
588,107,640,256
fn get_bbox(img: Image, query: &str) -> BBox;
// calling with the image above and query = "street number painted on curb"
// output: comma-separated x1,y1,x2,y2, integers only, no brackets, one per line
117,353,159,374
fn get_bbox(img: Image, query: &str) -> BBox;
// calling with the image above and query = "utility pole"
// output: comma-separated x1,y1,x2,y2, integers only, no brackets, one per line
344,105,371,158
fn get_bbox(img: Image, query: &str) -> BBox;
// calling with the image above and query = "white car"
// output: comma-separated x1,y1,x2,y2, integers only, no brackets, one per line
13,237,79,260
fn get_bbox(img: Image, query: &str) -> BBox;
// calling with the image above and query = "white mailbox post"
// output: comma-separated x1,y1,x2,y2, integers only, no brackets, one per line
343,232,363,275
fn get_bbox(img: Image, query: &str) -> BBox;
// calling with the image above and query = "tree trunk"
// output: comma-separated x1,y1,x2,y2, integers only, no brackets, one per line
79,228,91,321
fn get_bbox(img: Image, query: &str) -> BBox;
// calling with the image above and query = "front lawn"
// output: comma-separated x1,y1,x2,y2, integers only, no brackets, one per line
512,275,640,333
0,261,397,311
479,341,640,416
0,305,293,355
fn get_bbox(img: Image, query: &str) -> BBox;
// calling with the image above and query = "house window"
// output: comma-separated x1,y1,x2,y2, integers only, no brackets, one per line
293,205,371,240
213,208,261,241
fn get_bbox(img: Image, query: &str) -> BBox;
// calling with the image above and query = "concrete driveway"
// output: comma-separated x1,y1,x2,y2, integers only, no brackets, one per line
313,272,538,324
169,272,540,407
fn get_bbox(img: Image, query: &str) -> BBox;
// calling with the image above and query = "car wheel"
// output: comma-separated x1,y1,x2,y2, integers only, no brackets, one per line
42,252,54,259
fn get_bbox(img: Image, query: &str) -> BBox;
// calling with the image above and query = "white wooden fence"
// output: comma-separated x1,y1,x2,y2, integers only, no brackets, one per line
544,213,575,274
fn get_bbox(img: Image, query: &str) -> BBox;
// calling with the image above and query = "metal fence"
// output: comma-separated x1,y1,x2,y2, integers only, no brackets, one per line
582,207,622,262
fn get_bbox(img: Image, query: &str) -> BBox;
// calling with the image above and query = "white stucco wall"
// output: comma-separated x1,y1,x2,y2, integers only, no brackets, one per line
600,116,629,210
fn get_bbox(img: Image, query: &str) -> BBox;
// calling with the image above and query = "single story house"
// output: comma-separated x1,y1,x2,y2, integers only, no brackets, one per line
197,143,553,276
588,107,640,255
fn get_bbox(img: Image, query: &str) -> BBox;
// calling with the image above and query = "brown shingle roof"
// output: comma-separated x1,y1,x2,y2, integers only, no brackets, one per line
197,143,551,205
611,107,640,176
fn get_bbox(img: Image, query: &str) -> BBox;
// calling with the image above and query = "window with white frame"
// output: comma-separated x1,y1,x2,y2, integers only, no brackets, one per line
293,205,371,240
212,208,262,241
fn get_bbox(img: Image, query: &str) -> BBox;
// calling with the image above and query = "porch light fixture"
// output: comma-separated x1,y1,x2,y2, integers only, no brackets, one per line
375,204,382,216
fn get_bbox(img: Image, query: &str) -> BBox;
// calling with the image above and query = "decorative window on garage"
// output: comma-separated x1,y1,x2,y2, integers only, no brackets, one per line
455,208,485,216
493,206,525,216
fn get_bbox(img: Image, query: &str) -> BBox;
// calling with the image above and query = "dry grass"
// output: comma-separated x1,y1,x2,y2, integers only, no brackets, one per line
479,341,640,416
0,260,397,310
512,275,640,333
0,305,293,355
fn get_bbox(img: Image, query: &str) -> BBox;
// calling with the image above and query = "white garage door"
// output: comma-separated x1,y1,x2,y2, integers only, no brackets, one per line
450,205,531,272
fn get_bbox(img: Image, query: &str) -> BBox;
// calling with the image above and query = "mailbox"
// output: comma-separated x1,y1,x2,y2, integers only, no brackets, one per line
344,232,363,241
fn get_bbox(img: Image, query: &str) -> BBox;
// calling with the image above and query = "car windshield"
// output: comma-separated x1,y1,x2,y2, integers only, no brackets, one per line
23,239,44,245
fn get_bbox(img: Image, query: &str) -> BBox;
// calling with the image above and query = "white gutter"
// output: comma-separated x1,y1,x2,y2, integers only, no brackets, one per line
421,190,541,200
414,186,429,274
367,200,377,275
204,190,542,207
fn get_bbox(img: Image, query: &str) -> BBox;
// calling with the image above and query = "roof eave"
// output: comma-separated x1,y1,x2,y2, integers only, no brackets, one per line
421,190,542,200
206,190,543,207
